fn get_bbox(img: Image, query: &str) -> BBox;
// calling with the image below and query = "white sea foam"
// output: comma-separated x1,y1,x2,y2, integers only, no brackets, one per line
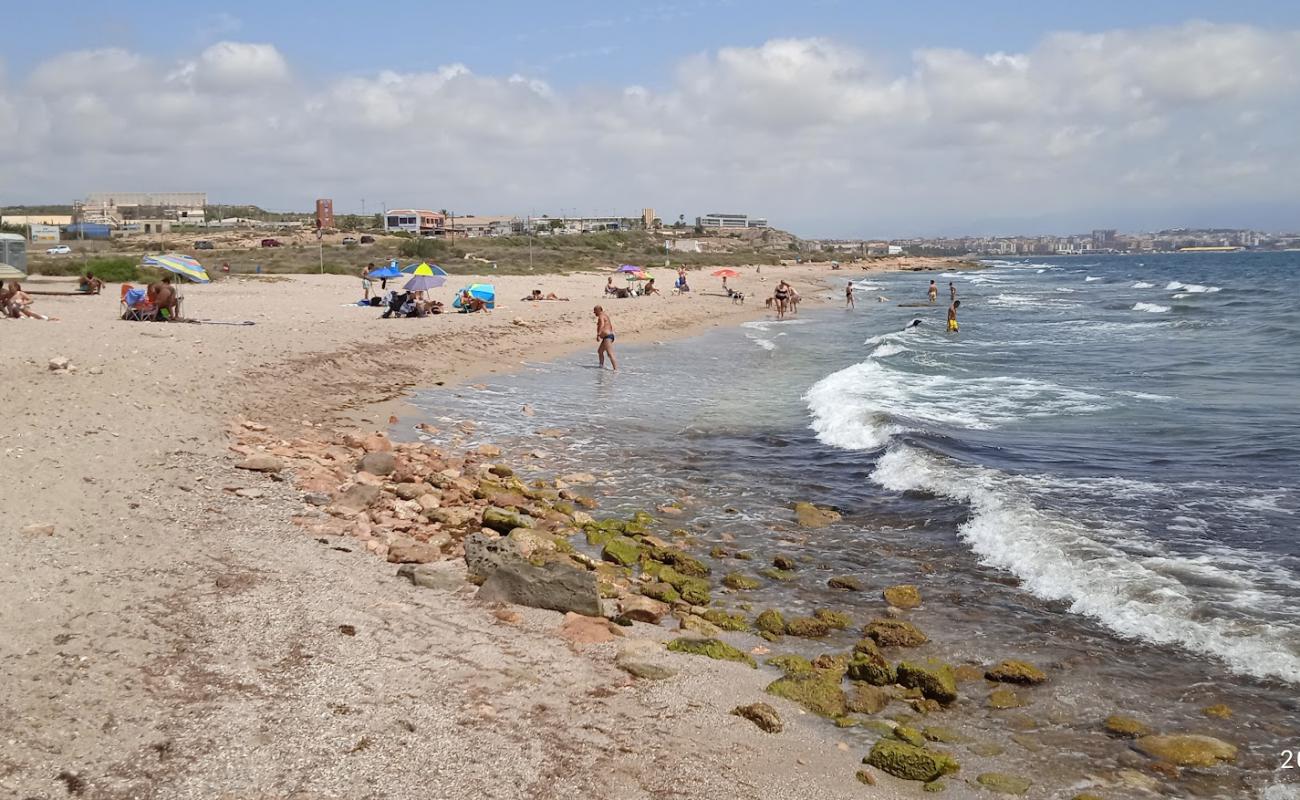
1085,276,1103,282
1132,281,1155,289
1165,281,1221,293
1133,302,1171,313
871,342,907,358
870,446,1300,684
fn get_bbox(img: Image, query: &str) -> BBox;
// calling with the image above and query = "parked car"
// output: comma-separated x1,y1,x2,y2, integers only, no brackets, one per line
45,245,72,255
341,236,357,245
359,235,375,244
194,240,214,250
260,238,282,247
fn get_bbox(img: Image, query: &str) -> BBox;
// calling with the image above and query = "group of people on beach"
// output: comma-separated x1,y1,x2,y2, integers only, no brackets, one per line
0,282,57,321
930,279,961,332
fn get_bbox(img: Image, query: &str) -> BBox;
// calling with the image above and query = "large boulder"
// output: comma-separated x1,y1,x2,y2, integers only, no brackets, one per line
482,506,534,534
464,531,516,582
476,557,602,617
792,501,841,528
764,671,846,718
985,660,1047,685
1133,734,1238,767
896,660,958,705
864,739,960,783
864,618,929,648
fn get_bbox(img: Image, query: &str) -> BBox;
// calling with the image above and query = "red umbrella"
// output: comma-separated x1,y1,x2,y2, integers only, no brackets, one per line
711,268,741,278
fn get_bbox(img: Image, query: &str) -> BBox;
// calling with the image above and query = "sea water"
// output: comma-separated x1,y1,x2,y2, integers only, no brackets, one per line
407,252,1299,797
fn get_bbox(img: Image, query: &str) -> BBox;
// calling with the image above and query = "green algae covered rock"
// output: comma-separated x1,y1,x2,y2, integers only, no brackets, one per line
765,654,815,675
731,702,782,733
722,572,761,591
701,608,749,632
864,618,929,648
646,545,711,577
1133,734,1238,767
985,660,1047,685
864,739,960,783
813,608,853,629
755,609,786,636
828,575,864,591
976,773,1032,795
883,584,922,609
1103,714,1152,738
894,725,927,747
897,660,959,705
847,651,896,686
793,501,841,528
922,726,969,744
601,536,643,567
666,637,755,668
765,670,847,718
923,780,947,793
655,565,711,605
846,683,890,714
639,581,681,604
584,525,616,547
482,506,534,534
758,567,796,582
987,688,1023,710
784,616,831,638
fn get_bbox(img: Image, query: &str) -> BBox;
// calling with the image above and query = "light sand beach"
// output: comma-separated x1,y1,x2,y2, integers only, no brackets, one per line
1,260,979,799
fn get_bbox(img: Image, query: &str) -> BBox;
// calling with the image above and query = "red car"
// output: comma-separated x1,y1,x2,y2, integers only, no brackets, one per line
260,238,282,247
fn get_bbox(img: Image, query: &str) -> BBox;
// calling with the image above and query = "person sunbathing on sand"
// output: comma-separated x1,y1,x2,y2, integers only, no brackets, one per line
78,273,105,294
523,289,569,301
460,290,490,314
147,276,180,320
2,282,59,321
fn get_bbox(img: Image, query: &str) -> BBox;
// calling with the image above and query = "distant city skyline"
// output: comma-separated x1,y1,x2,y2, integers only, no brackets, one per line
3,2,1300,237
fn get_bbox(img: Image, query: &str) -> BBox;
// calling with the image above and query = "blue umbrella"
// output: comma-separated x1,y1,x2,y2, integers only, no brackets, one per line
404,274,445,291
453,283,495,310
401,261,448,275
367,264,402,280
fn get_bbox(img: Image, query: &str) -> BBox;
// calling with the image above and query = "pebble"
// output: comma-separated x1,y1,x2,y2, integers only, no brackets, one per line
21,523,56,536
48,357,70,371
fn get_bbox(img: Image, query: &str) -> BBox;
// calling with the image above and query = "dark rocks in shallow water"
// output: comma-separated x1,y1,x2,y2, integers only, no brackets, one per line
765,654,815,675
666,636,756,667
985,659,1047,685
1132,734,1237,767
813,608,852,629
864,739,960,783
772,553,798,571
765,671,847,718
847,651,896,686
896,660,959,705
864,618,929,648
846,683,890,714
754,609,786,636
828,575,864,591
792,501,841,528
1202,703,1232,719
701,608,748,632
758,566,796,582
1104,714,1152,738
731,702,783,733
784,616,831,638
882,584,922,609
722,572,761,591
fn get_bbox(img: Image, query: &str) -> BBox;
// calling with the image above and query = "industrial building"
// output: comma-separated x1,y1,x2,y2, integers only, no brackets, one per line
695,213,768,230
384,209,446,236
78,192,207,227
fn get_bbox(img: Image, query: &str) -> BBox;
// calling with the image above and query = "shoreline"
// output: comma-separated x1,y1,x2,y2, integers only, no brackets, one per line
3,260,970,799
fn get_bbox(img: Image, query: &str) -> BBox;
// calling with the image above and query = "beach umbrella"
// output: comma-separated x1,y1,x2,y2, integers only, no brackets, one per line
404,273,445,292
711,268,740,278
453,283,495,310
616,264,645,274
367,263,402,280
144,253,210,283
401,261,448,276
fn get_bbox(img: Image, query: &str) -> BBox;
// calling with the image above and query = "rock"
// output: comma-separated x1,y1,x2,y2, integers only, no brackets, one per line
559,471,597,484
396,563,465,591
48,357,70,371
488,464,514,478
1104,714,1152,739
1202,703,1232,719
953,665,985,683
732,702,783,733
394,482,427,500
618,595,669,624
616,638,678,680
922,727,968,744
330,483,382,514
646,545,710,577
765,671,846,717
894,725,927,747
476,443,502,457
361,433,392,452
828,575,863,591
476,557,602,617
864,739,960,783
657,568,711,606
765,654,815,675
386,536,444,564
792,501,841,528
855,769,876,786
755,609,786,636
426,506,478,530
20,523,56,537
416,493,441,512
923,780,947,793
975,773,1032,795
846,683,890,714
865,618,929,648
757,567,795,582
701,609,749,632
896,660,959,705
88,366,103,375
1115,769,1161,793
559,612,621,644
601,536,644,567
1132,734,1237,767
985,660,1046,685
357,451,397,476
813,608,852,629
666,637,756,668
722,573,761,591
811,653,849,676
847,651,896,686
236,454,282,472
882,584,922,609
772,554,797,571
679,614,723,637
967,742,1004,758
482,506,534,534
304,492,331,506
639,581,681,604
785,616,831,638
987,688,1023,709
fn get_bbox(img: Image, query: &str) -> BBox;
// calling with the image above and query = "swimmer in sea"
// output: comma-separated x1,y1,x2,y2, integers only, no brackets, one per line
928,280,938,304
947,299,960,333
905,318,923,330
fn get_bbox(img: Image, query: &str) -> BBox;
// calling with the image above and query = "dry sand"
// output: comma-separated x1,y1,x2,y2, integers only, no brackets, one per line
1,261,977,799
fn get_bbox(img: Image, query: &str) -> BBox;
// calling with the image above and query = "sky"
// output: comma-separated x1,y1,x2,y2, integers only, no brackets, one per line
3,0,1300,237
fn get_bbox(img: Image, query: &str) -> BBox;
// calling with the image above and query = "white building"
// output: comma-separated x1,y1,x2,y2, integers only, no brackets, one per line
696,213,768,229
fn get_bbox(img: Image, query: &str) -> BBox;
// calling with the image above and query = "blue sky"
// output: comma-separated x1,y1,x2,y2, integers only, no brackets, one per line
5,2,1300,236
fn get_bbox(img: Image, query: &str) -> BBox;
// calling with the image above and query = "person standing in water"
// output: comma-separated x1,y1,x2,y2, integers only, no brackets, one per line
594,305,618,371
949,281,957,302
947,299,961,333
845,282,855,309
928,280,938,304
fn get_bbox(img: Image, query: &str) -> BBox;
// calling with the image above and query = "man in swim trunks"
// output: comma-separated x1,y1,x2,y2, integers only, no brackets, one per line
594,305,617,371
147,276,180,320
928,280,938,304
948,299,960,332
949,282,957,302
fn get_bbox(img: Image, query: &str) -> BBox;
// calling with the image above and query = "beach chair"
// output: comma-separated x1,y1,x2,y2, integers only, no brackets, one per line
120,284,155,321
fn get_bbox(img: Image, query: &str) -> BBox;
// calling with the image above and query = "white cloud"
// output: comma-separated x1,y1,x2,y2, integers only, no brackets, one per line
4,23,1300,235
